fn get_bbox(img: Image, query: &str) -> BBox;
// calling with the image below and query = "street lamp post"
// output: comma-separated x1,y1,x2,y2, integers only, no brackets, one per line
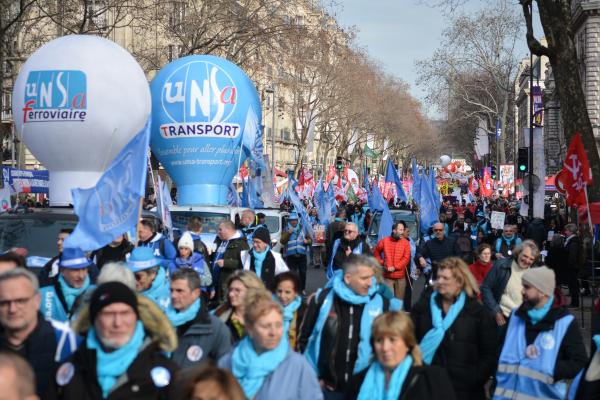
528,51,534,219
265,85,277,174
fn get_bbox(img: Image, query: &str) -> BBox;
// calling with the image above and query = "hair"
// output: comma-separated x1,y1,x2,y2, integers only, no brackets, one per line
565,223,578,235
371,312,423,367
513,239,540,261
242,209,255,218
176,364,245,400
171,268,202,291
436,257,479,298
0,268,39,292
393,220,406,230
273,271,301,294
335,209,347,218
225,270,266,307
0,352,36,398
244,290,282,327
343,254,380,275
97,262,136,290
0,252,26,268
186,216,202,232
345,222,358,231
219,220,236,231
476,243,492,256
59,228,74,235
140,219,156,231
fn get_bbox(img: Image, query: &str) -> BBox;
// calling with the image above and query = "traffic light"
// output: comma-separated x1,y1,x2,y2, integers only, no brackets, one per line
491,165,497,180
518,147,529,173
336,156,343,170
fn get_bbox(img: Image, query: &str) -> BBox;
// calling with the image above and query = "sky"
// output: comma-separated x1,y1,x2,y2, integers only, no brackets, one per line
334,0,538,117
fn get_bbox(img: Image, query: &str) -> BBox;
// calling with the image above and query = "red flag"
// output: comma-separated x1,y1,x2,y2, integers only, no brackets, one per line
481,168,493,198
326,166,336,185
561,133,592,206
298,168,305,187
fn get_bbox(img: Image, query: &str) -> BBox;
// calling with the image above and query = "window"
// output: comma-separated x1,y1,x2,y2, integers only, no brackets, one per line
2,91,12,122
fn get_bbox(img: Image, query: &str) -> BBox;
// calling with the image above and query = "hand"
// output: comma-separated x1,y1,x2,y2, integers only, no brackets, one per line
345,247,352,256
496,253,504,259
209,291,216,299
216,259,224,268
387,266,395,272
288,228,295,234
419,257,426,267
495,312,507,326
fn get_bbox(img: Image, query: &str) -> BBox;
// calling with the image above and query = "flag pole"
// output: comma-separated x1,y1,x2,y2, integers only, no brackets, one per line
134,197,144,248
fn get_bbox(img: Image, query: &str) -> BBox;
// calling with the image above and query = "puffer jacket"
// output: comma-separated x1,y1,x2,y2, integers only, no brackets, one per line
373,236,411,279
46,296,180,400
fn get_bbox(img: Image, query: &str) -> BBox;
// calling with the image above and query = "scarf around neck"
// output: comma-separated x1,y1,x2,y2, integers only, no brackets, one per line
251,246,270,278
232,335,289,399
280,295,302,334
166,298,201,327
420,291,466,364
58,274,90,311
87,320,145,398
357,355,413,400
527,296,554,325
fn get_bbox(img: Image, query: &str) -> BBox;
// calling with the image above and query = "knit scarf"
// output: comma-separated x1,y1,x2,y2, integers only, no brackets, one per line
142,267,170,310
232,335,289,399
420,291,466,365
305,272,382,374
58,274,90,311
251,246,270,278
166,298,201,327
87,321,145,398
527,296,554,325
357,356,413,400
281,295,302,335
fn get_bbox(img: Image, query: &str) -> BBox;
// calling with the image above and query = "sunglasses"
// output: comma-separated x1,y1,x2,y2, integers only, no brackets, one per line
433,229,443,232
344,230,357,234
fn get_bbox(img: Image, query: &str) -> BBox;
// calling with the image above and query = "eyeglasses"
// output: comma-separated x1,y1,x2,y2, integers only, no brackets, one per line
433,229,443,232
0,294,36,309
344,230,357,234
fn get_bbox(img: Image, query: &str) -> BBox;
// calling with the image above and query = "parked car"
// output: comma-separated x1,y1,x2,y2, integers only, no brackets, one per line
366,209,420,248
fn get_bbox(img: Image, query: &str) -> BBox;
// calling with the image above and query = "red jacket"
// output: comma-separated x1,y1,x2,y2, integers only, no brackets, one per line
468,260,493,285
373,236,410,279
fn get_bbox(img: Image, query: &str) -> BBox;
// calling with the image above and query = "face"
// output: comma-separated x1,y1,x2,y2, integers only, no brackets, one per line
517,247,535,269
403,228,410,239
241,212,254,227
522,282,546,307
479,248,492,264
217,224,232,241
191,380,229,400
392,223,405,239
252,238,269,253
228,279,247,308
248,309,283,351
276,280,297,306
503,226,514,238
170,279,200,311
374,334,410,371
134,269,157,292
432,223,444,240
60,268,88,288
179,247,192,258
289,219,298,227
57,232,69,253
437,268,462,299
138,225,153,242
94,302,137,349
344,265,374,296
0,277,40,333
343,225,359,241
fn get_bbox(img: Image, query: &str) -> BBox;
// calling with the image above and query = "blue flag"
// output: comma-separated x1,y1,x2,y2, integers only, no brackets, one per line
429,166,441,211
326,181,337,216
368,183,393,243
248,174,264,209
384,159,408,202
64,119,151,251
288,178,314,240
418,170,439,232
313,179,330,226
227,183,241,207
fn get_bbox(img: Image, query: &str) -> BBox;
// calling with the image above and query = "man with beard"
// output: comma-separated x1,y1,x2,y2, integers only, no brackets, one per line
326,223,371,279
373,221,411,300
494,266,587,399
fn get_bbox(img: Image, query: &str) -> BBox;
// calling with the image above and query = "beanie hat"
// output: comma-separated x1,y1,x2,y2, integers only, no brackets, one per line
522,266,556,297
178,232,195,251
89,281,138,323
253,227,271,245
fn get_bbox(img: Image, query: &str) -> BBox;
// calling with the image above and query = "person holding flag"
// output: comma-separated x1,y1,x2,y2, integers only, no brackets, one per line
281,213,311,294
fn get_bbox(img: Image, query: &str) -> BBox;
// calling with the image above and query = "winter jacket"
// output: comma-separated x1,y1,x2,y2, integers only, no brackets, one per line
171,303,232,369
373,236,411,279
468,260,493,285
218,348,323,400
172,252,212,288
138,232,177,270
326,219,346,261
241,249,288,290
525,218,547,249
39,279,94,323
346,364,457,400
480,257,513,317
411,292,497,400
212,234,249,300
329,238,372,276
416,237,461,278
213,305,245,345
47,295,180,400
0,314,78,397
571,350,600,400
565,235,584,270
91,240,134,269
494,235,522,258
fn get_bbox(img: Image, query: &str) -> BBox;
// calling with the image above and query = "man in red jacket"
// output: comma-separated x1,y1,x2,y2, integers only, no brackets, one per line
373,221,411,299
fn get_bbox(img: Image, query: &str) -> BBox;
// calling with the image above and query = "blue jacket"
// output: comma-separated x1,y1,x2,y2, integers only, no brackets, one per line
138,233,177,270
480,258,513,317
285,226,307,257
39,281,93,323
219,349,323,400
173,252,212,289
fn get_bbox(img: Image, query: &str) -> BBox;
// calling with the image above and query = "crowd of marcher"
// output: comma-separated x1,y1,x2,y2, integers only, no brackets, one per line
0,196,599,399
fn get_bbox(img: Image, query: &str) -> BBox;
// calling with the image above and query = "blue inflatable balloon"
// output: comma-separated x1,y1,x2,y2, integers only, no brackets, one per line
150,55,262,205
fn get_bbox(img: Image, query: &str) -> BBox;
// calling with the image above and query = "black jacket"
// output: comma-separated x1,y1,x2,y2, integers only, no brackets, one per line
416,237,460,278
91,240,134,269
573,352,600,400
46,339,179,400
480,257,513,317
346,364,457,400
331,237,372,272
510,304,588,381
565,235,584,270
411,292,497,400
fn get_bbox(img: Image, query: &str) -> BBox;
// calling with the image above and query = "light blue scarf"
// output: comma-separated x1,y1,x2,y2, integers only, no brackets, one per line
357,356,413,400
420,291,466,365
87,321,145,398
142,267,169,308
281,295,302,334
232,335,289,399
252,246,270,278
594,334,600,351
527,296,554,325
166,298,201,327
58,274,90,311
305,272,389,374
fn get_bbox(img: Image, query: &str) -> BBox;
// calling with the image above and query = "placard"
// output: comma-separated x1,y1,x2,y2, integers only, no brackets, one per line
490,211,506,230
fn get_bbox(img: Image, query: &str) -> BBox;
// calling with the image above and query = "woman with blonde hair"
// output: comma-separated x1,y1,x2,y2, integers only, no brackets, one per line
213,270,266,344
348,311,456,399
218,292,322,400
411,257,497,400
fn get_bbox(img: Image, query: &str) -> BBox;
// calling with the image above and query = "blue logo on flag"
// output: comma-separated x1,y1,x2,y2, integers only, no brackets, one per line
22,70,86,123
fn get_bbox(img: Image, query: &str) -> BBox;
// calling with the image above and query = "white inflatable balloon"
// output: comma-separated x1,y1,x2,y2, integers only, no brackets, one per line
440,155,451,167
12,35,150,206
